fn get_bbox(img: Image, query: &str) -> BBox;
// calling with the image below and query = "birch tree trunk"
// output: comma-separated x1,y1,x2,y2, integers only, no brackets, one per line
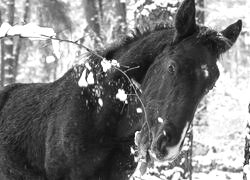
112,0,127,40
170,1,205,178
180,1,205,178
3,0,15,85
13,0,30,80
98,0,103,24
82,0,101,47
196,0,205,24
243,104,250,180
0,11,4,87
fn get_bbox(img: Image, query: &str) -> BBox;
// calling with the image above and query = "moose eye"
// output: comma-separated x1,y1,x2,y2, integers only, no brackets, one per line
168,62,176,74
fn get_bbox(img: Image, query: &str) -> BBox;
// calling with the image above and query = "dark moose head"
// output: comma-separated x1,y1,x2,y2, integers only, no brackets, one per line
131,0,242,162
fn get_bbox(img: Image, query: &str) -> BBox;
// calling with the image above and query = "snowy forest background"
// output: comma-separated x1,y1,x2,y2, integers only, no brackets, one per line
0,0,250,180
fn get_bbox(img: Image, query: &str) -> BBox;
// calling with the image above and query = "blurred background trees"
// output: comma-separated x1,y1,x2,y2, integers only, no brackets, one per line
1,0,15,86
243,104,250,180
0,0,249,179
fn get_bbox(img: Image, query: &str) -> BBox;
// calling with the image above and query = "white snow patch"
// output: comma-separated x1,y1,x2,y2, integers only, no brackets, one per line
201,64,209,78
52,40,60,58
0,22,11,37
111,60,120,67
85,62,91,70
136,108,143,113
163,167,184,178
134,131,141,146
78,70,94,87
158,117,164,123
78,69,88,87
94,88,101,97
116,89,127,102
98,98,103,107
181,144,190,151
163,130,166,136
101,59,120,72
0,23,56,40
45,56,55,63
244,164,250,178
86,72,95,85
101,59,112,72
130,147,136,155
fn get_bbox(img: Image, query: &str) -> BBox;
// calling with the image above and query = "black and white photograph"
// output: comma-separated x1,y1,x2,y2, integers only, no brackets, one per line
0,0,249,179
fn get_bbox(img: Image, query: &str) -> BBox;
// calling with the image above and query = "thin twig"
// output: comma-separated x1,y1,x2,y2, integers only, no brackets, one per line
114,67,151,145
124,65,140,73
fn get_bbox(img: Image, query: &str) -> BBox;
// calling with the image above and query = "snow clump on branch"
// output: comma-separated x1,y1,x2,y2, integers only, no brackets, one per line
0,23,55,39
101,59,120,72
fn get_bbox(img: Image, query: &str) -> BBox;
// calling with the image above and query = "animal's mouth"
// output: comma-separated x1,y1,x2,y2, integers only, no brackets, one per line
134,129,185,176
134,149,154,176
134,146,182,176
134,147,181,177
134,130,181,161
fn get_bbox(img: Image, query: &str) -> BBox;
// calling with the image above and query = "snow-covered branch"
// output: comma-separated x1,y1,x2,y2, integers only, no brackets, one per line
0,22,55,40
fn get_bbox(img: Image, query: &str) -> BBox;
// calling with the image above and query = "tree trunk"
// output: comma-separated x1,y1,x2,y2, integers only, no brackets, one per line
98,0,103,24
112,0,127,39
134,1,179,30
3,0,15,85
14,0,30,80
82,0,101,47
179,125,193,180
178,1,205,177
0,11,5,87
196,0,205,24
133,2,202,179
243,104,250,180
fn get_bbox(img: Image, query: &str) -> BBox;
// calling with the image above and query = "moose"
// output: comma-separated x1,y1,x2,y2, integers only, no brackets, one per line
0,0,242,179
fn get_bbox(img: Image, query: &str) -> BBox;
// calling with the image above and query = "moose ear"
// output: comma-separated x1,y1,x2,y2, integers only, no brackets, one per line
219,20,242,53
174,0,197,43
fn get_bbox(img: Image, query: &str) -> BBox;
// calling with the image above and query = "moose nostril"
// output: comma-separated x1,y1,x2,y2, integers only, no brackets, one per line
157,134,171,155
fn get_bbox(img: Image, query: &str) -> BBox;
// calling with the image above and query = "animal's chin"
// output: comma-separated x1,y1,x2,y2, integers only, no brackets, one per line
134,131,150,157
137,146,179,165
135,148,180,176
148,149,180,163
135,131,180,164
